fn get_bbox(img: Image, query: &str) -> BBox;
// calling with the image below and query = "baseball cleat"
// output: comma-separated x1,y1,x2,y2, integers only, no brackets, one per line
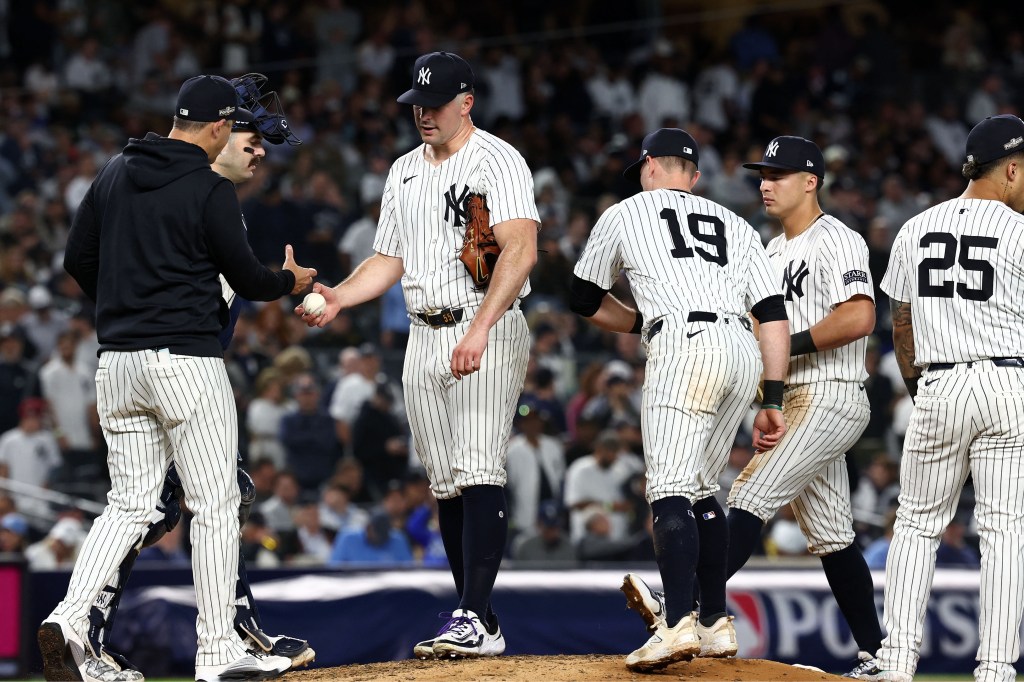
413,637,437,660
843,651,902,681
194,651,290,681
39,618,144,682
431,609,505,659
695,615,738,657
625,612,701,672
620,573,666,631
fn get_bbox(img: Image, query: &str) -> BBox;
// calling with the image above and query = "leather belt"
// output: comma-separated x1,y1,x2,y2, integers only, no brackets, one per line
929,357,1024,371
687,311,717,323
416,308,464,328
647,311,752,343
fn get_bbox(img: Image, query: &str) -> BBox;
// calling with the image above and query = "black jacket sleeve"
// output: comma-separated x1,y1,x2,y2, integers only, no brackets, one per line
64,182,100,301
203,181,295,301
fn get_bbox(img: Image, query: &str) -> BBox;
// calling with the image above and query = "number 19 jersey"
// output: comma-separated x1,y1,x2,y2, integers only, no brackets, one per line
881,198,1024,365
573,188,779,320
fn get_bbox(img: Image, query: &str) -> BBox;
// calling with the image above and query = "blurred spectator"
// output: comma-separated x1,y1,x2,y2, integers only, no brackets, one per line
259,471,301,533
38,330,99,485
240,511,282,568
0,323,33,434
852,454,900,537
637,39,689,131
0,398,62,522
875,176,923,233
247,458,278,505
0,512,30,555
318,481,369,535
765,506,809,558
332,456,371,504
716,435,754,510
863,511,896,570
936,516,980,568
521,366,568,434
379,283,411,351
852,337,897,464
351,381,408,500
564,430,644,543
580,369,640,430
329,510,413,565
137,524,189,565
329,342,381,449
22,285,70,363
512,501,575,563
25,516,85,569
246,368,292,468
575,506,651,562
506,400,565,536
404,482,446,567
279,373,341,492
338,176,384,276
289,498,333,564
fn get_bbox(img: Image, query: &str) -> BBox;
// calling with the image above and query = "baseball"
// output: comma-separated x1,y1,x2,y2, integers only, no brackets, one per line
302,292,326,317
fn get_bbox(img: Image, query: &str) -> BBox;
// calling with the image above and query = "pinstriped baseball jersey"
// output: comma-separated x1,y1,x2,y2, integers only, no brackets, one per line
374,128,539,313
766,215,874,384
573,189,778,321
877,196,1024,680
573,188,776,504
881,198,1024,364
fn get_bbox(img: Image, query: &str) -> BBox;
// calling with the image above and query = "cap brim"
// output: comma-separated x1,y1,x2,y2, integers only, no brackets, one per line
623,157,645,183
397,88,456,107
231,107,255,123
743,160,822,177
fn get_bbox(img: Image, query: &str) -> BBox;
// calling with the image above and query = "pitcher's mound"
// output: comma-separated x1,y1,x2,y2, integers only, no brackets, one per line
284,654,846,681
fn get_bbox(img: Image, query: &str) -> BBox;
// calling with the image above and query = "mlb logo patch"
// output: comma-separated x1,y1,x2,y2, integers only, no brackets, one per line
843,269,868,285
702,511,717,520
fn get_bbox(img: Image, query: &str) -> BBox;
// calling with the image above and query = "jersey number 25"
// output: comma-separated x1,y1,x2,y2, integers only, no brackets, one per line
917,232,998,301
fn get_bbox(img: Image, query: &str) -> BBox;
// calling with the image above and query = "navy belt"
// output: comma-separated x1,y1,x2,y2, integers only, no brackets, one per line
647,311,751,342
416,308,464,328
688,311,717,323
929,357,1024,371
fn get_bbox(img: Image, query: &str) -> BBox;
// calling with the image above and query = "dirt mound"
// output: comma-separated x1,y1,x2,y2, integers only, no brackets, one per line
284,654,846,681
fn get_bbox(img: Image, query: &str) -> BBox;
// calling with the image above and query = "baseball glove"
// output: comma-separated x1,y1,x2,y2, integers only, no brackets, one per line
458,193,500,288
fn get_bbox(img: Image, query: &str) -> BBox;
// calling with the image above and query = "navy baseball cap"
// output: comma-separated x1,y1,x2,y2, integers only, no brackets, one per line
965,115,1024,165
623,128,700,182
397,52,475,108
175,75,254,123
744,136,824,178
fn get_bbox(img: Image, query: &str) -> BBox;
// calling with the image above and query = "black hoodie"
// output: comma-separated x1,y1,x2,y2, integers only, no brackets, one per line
64,132,295,357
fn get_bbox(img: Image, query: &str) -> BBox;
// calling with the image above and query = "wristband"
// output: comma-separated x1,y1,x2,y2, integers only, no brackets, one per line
761,404,783,411
762,379,784,407
630,311,643,335
790,329,818,356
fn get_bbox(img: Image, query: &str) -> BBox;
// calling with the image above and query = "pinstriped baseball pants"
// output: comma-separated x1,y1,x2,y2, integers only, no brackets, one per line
878,363,1024,682
728,381,869,555
50,350,247,667
642,316,762,504
403,308,529,499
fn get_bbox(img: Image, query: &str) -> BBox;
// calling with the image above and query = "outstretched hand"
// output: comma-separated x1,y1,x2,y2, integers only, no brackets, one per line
283,244,317,294
295,281,342,328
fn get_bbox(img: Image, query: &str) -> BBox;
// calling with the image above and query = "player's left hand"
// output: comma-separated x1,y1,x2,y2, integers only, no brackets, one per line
450,326,488,380
752,408,786,451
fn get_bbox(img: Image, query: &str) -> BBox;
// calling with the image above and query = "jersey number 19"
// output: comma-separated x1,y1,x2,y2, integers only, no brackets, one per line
660,209,728,266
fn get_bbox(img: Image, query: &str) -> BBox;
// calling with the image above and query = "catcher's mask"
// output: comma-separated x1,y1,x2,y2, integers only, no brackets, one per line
230,73,302,146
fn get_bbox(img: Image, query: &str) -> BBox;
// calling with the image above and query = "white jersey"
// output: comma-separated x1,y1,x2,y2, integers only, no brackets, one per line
881,198,1024,365
573,189,779,321
374,128,540,313
766,214,874,384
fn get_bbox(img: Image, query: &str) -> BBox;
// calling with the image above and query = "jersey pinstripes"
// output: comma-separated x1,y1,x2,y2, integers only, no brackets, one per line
881,198,1024,364
376,126,537,500
728,382,869,554
878,197,1024,680
573,189,779,322
52,351,246,666
374,128,539,313
767,215,874,384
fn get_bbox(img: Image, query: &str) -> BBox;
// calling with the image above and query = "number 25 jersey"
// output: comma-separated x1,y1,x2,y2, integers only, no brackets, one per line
881,198,1024,366
574,188,780,322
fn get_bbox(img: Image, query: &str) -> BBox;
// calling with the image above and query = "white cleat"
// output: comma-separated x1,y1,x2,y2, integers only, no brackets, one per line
695,615,738,658
194,652,290,681
625,612,701,672
431,609,505,659
620,573,667,632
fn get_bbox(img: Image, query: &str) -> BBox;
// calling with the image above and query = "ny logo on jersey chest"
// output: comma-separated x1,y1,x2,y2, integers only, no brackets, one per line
782,259,810,300
444,184,471,226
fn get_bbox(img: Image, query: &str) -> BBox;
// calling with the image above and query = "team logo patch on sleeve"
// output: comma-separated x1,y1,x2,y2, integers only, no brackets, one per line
843,269,869,285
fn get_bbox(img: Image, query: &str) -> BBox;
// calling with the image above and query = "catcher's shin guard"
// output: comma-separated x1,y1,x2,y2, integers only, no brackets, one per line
234,549,315,667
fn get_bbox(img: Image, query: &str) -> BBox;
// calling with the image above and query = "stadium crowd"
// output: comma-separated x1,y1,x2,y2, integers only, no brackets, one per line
1,0,1020,572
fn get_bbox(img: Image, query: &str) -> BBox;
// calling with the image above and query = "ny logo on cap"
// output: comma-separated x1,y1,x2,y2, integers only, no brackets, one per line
418,67,432,85
766,141,780,157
